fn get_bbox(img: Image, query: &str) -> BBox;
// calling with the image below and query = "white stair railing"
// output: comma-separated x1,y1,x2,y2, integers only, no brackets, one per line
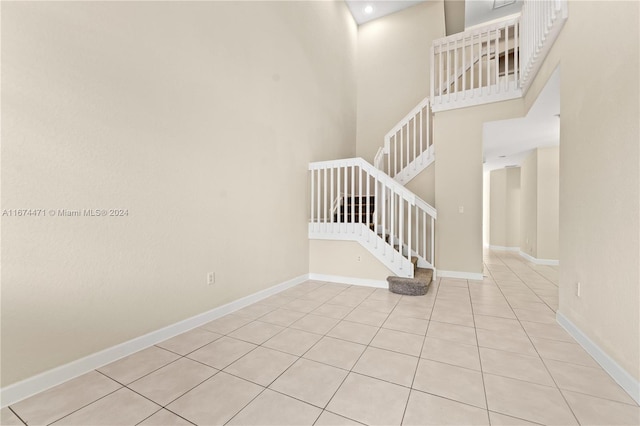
520,0,568,93
309,158,436,278
377,97,434,185
431,15,522,111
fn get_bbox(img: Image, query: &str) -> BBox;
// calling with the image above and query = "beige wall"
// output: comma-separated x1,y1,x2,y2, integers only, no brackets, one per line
506,167,521,248
537,147,559,260
520,150,538,256
519,147,559,259
489,167,521,248
434,99,524,274
309,240,393,281
524,1,639,381
482,172,491,246
1,1,357,386
356,1,445,164
490,169,508,246
405,163,436,207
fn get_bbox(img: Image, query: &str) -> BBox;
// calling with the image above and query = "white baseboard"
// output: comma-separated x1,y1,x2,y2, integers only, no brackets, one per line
438,270,484,281
488,245,520,252
308,273,387,289
519,250,559,266
0,274,310,408
557,312,640,405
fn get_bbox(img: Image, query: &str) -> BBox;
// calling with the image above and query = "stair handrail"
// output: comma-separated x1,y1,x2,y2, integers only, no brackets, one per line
383,96,430,150
309,158,436,218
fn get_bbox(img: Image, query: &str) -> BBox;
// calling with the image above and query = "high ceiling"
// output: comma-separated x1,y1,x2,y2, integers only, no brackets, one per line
345,1,427,25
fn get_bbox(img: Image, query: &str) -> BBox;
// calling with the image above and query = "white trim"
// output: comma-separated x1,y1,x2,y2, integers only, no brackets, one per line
438,270,484,281
0,274,309,408
488,245,520,252
557,312,640,405
519,250,559,266
308,273,387,289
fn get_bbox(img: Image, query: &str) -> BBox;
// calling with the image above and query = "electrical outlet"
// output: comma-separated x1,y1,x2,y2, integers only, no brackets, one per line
207,272,215,285
357,256,361,262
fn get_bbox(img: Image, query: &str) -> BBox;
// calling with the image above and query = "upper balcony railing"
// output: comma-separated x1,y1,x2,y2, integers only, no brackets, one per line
520,0,568,93
430,0,567,111
430,16,522,112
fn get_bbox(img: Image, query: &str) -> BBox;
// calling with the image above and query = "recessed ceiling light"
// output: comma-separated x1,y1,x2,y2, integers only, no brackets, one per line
364,4,374,14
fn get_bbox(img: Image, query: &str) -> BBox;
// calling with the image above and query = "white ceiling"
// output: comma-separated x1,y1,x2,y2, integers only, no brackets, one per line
345,0,427,25
483,67,560,172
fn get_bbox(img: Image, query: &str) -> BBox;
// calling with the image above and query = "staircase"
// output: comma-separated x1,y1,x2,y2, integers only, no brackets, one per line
309,0,568,292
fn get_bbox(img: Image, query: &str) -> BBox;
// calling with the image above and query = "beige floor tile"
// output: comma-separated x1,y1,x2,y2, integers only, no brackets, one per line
476,328,538,356
270,358,348,408
513,308,556,324
383,314,428,335
10,371,121,425
167,372,262,425
303,336,366,370
257,308,307,327
545,359,636,404
326,373,410,426
413,359,486,408
227,320,285,344
421,337,481,370
290,314,341,335
234,303,277,319
483,373,577,425
284,298,324,313
488,411,541,425
228,389,321,425
344,307,389,327
311,304,353,320
98,345,180,385
326,294,365,308
156,328,222,355
562,389,640,425
473,314,523,333
224,346,297,386
367,288,402,302
314,410,364,425
530,337,599,367
353,347,418,387
430,309,475,327
0,408,24,426
391,303,432,320
138,409,192,425
402,389,489,425
51,387,159,425
128,358,217,405
479,347,554,386
327,320,379,345
200,314,252,335
471,303,517,319
260,293,297,307
357,298,397,313
426,321,477,346
187,336,256,369
370,328,424,357
520,320,574,342
262,327,322,356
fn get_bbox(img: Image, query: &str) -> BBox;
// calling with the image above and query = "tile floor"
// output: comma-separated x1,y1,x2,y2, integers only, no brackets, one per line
3,250,639,425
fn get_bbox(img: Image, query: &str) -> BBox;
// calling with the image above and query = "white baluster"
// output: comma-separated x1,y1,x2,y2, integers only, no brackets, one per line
430,216,435,267
390,192,395,262
311,168,315,228
382,185,386,255
399,198,404,269
423,211,427,261
407,203,412,271
413,115,417,168
323,167,327,227
330,167,334,225
317,168,321,232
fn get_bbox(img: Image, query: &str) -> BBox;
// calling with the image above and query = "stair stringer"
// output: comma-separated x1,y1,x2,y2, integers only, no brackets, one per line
393,145,435,185
308,223,414,278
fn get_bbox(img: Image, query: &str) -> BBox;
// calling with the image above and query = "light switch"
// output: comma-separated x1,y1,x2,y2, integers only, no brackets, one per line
458,205,464,213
